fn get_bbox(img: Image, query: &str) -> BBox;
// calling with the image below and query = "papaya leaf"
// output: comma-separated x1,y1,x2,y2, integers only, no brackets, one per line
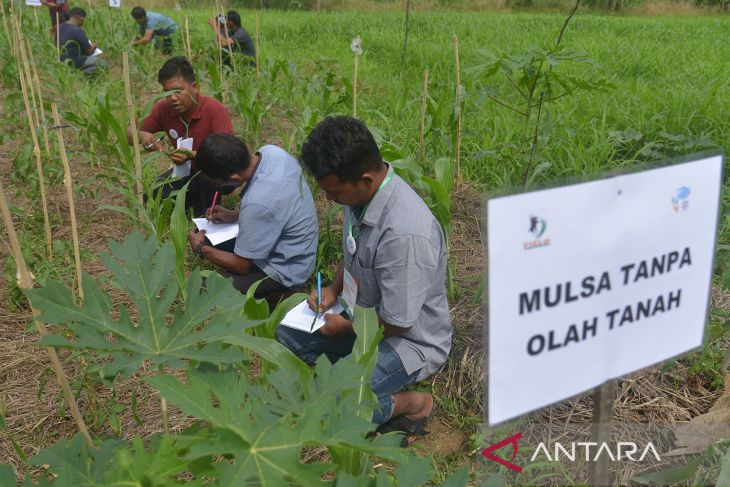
26,232,259,379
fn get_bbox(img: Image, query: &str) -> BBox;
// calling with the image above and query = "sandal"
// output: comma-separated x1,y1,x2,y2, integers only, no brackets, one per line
376,414,430,437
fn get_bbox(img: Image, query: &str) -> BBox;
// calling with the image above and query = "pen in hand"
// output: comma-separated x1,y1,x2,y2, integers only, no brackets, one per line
310,271,322,333
208,191,219,222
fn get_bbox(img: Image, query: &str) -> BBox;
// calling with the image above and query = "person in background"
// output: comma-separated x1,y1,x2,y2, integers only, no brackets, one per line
208,10,256,67
58,7,108,75
125,57,235,217
188,133,318,305
276,116,452,443
131,6,177,55
40,0,69,37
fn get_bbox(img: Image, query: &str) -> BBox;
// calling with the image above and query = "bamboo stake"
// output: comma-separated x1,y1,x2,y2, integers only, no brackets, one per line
26,40,51,155
419,68,428,160
33,74,51,156
453,33,462,185
32,5,39,31
351,36,361,118
18,31,40,137
56,11,60,62
0,178,92,449
255,12,260,79
184,15,191,60
122,52,145,215
51,104,83,302
215,4,222,75
0,3,11,50
219,6,236,76
16,43,53,260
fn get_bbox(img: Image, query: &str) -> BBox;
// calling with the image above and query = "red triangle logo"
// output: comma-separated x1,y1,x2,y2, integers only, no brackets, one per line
481,432,523,473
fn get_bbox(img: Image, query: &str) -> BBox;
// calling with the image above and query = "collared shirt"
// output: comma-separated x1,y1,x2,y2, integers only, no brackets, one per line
140,12,177,34
140,95,234,172
343,164,452,381
234,145,318,288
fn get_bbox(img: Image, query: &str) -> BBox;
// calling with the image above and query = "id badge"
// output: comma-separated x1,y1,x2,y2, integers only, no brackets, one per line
341,267,358,319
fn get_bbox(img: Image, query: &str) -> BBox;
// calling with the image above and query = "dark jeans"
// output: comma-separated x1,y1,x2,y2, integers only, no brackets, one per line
152,27,175,55
155,169,231,218
275,328,421,424
212,239,291,304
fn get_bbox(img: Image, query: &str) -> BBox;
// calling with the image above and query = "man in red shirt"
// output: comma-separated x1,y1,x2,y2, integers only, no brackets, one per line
126,56,235,216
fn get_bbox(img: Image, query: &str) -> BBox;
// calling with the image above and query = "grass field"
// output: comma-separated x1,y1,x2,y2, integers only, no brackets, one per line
1,1,730,484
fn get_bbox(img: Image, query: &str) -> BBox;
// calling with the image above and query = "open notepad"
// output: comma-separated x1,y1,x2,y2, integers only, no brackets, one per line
281,300,345,333
192,218,238,246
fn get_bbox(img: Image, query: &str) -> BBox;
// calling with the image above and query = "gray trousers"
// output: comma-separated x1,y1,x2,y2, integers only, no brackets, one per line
79,56,108,74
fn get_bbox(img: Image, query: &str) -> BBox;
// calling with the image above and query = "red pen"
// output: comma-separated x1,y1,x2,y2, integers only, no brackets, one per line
209,191,219,222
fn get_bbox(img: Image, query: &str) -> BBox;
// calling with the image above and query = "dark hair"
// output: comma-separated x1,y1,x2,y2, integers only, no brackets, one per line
157,56,196,84
131,6,146,19
196,133,251,180
226,10,241,27
300,116,383,183
68,7,86,18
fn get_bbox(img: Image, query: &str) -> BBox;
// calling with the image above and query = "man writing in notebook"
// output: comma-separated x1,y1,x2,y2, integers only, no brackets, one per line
187,133,318,303
126,56,234,217
276,116,452,442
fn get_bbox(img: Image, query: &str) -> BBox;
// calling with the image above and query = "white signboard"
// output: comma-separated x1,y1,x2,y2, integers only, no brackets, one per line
109,0,121,7
487,154,722,425
25,0,42,6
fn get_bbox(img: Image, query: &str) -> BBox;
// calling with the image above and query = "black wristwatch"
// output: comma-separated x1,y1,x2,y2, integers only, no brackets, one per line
194,242,207,257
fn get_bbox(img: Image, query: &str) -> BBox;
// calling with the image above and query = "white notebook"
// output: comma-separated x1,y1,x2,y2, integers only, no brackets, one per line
281,300,345,334
192,218,238,246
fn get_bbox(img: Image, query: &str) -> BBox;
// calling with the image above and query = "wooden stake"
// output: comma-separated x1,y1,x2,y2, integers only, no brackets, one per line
26,40,51,155
0,3,11,50
255,13,260,79
16,44,53,260
32,5,39,31
51,104,84,302
453,33,462,185
184,15,191,60
0,177,92,448
219,6,236,76
419,68,428,160
56,12,60,62
588,380,616,487
18,33,40,137
352,36,361,118
122,52,145,215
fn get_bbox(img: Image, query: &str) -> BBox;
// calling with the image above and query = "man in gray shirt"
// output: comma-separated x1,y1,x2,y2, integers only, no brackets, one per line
188,133,318,304
276,116,452,441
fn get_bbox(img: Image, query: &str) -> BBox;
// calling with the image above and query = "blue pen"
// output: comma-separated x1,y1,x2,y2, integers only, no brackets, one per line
317,272,322,313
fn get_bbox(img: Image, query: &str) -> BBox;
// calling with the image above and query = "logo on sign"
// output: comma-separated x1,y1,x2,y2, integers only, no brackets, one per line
481,432,523,473
672,186,690,212
524,216,550,250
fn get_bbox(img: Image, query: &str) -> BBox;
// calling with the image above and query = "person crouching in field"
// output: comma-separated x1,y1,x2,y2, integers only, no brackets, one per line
276,116,452,442
126,56,235,217
188,133,318,306
131,6,177,55
58,7,108,75
208,10,256,68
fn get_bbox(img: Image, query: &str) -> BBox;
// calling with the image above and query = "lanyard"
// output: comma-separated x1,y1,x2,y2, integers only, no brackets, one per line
347,171,394,257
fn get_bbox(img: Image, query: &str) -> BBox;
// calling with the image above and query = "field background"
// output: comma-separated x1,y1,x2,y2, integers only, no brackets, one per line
2,0,730,484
